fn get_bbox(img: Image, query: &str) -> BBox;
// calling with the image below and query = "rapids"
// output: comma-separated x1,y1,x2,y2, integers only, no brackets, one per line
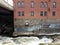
0,36,53,45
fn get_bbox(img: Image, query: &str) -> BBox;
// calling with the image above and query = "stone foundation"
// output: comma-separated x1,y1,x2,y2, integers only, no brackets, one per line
14,18,60,28
13,18,60,35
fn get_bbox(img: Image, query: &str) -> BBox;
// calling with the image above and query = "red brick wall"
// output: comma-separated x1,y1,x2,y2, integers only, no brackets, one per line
13,0,60,19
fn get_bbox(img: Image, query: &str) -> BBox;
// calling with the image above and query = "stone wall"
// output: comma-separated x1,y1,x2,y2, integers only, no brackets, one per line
14,18,60,28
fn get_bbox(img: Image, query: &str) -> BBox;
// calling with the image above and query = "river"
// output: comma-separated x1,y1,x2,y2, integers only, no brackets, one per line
0,36,53,45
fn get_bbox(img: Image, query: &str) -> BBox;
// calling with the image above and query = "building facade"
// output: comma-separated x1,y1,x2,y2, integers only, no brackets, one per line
13,0,60,32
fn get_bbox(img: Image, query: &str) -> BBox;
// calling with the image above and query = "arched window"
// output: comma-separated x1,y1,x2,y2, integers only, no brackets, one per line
44,2,48,8
21,1,24,8
17,1,21,8
53,2,56,8
31,1,34,8
40,2,44,8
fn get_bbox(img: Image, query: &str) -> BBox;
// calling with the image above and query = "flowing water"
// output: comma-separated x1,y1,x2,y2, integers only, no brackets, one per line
0,36,53,45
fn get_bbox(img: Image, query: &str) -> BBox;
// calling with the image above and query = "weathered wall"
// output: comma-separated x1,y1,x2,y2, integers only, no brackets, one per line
14,18,60,28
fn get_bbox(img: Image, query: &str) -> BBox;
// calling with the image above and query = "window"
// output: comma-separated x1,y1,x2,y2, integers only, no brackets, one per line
44,2,48,8
52,11,56,16
22,11,24,16
31,11,34,16
31,1,34,8
44,11,47,16
53,2,56,8
40,11,43,16
18,11,21,16
18,11,24,16
17,1,21,8
40,2,44,8
21,1,24,8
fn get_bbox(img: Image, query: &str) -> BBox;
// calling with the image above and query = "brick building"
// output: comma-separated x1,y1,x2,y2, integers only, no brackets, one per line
13,0,60,32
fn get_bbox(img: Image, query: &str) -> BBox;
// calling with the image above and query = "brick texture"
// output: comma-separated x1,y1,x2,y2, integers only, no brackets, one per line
13,0,60,29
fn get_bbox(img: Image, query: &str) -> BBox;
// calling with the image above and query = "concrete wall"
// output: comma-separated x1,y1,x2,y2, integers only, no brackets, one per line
0,0,13,10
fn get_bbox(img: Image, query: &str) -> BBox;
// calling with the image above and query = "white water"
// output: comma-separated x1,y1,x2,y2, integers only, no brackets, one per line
0,36,53,45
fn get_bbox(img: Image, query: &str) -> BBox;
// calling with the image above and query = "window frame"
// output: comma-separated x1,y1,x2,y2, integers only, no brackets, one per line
31,1,34,8
40,1,44,8
22,11,24,16
21,1,25,8
31,11,34,16
17,1,21,8
44,2,48,8
44,11,47,16
18,11,21,16
53,2,56,8
52,11,56,16
40,11,43,16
